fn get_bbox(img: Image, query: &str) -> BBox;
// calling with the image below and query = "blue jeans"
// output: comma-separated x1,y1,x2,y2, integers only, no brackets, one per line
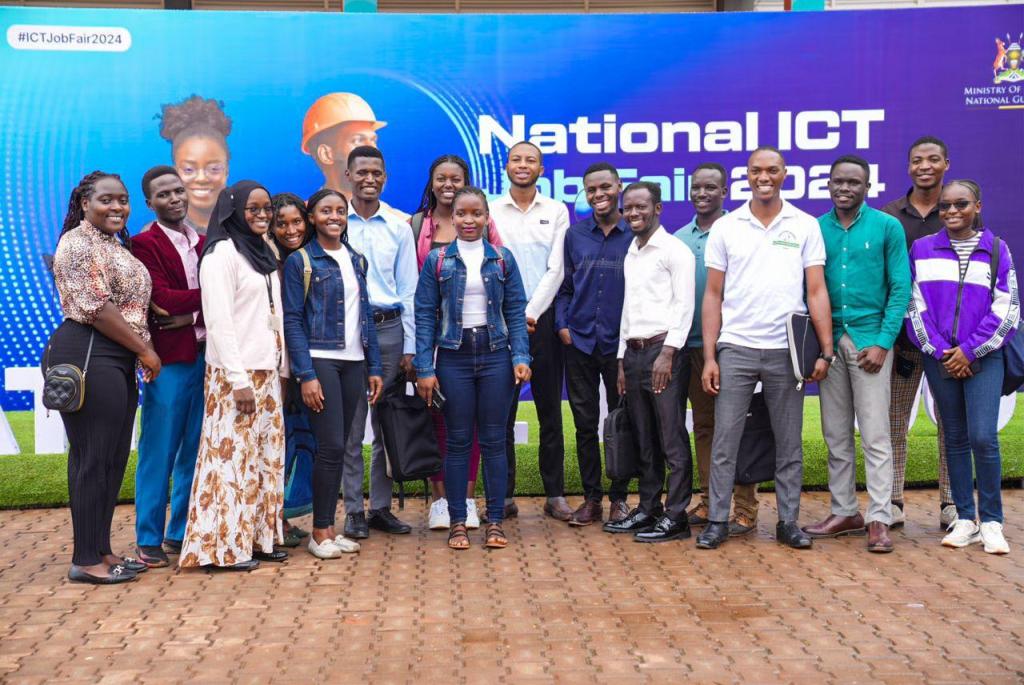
437,327,514,524
135,353,205,547
922,349,1004,523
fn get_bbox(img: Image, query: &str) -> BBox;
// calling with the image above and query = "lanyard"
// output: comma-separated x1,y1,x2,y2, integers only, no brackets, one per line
265,274,276,314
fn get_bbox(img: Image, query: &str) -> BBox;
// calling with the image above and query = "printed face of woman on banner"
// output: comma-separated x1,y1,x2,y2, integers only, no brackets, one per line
174,135,229,231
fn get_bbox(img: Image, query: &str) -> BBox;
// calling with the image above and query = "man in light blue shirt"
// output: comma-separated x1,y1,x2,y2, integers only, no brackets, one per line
341,145,418,538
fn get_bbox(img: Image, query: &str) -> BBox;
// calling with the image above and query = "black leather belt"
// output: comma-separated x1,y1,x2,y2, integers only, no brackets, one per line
373,308,401,324
626,332,667,350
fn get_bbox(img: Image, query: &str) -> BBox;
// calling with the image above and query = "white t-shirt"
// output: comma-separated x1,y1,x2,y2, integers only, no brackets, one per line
458,238,488,328
705,200,826,349
311,245,364,362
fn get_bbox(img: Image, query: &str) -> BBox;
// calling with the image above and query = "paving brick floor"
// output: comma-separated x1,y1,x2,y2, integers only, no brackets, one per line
1,489,1023,684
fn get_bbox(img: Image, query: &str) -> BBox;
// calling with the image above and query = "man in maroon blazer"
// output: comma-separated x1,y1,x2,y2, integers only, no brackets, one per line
131,166,206,568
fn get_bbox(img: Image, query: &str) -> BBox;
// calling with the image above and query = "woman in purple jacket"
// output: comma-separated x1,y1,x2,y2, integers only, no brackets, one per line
906,179,1019,554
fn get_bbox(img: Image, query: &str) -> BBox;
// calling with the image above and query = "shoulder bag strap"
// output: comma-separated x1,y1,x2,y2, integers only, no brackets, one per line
411,212,425,242
990,236,1001,298
82,331,95,376
299,247,312,301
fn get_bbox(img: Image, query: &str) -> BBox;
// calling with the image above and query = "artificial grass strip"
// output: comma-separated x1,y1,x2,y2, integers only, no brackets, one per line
2,398,1022,509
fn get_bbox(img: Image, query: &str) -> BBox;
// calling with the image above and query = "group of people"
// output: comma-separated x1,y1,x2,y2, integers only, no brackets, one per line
46,133,1018,585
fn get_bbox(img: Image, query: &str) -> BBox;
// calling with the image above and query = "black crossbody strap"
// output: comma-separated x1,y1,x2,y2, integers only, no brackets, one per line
82,331,95,375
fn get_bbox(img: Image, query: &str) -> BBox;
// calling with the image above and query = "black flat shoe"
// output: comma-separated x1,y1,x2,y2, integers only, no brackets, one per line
213,560,260,572
634,516,691,543
602,508,659,534
345,512,370,539
119,557,149,574
162,539,182,555
136,545,170,568
253,549,289,562
68,564,138,585
695,521,730,549
776,521,813,549
368,509,412,535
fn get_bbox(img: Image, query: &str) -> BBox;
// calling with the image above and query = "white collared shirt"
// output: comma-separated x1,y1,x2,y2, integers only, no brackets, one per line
157,221,205,341
492,190,570,321
618,226,696,358
705,199,826,349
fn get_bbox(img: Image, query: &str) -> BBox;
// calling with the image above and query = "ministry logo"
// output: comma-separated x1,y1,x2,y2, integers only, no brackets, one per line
963,31,1024,109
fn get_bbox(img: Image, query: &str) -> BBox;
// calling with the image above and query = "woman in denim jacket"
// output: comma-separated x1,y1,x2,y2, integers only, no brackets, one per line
906,180,1019,554
415,187,531,550
282,189,383,559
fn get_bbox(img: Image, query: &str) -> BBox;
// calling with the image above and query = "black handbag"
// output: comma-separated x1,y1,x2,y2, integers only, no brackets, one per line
41,330,94,413
735,391,776,485
603,395,640,481
375,376,442,507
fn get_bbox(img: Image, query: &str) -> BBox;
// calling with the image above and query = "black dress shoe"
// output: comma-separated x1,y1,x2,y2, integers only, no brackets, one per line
695,521,730,549
776,521,813,549
601,508,658,534
252,549,289,562
68,564,138,585
214,559,260,572
634,516,691,543
368,509,412,535
345,512,370,539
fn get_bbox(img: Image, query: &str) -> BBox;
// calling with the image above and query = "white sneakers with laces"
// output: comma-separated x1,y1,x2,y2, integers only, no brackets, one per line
980,521,1010,554
939,504,958,529
466,499,480,529
429,498,450,530
942,519,981,548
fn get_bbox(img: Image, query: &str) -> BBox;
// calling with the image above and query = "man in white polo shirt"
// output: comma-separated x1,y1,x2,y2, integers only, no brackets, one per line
695,147,834,551
492,141,572,520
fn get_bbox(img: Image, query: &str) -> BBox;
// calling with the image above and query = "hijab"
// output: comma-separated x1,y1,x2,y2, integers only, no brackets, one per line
200,180,279,275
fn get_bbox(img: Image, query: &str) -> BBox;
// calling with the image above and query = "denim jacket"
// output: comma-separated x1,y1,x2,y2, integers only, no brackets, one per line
414,239,531,378
282,239,383,383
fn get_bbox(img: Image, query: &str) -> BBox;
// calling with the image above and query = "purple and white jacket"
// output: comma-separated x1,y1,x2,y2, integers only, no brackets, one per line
906,228,1019,363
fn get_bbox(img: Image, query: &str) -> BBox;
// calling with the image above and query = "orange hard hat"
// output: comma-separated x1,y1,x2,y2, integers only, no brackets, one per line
301,92,387,154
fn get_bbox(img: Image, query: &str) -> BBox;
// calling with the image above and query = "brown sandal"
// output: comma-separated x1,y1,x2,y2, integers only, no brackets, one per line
448,523,470,550
484,523,508,549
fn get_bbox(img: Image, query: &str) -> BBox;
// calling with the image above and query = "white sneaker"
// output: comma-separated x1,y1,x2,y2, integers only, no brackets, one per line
332,535,361,553
890,503,906,528
942,519,981,548
465,499,480,529
308,536,343,559
429,498,450,530
980,521,1010,555
940,504,958,529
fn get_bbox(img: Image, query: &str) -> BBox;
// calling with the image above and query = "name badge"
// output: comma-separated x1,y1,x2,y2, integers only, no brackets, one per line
267,313,282,330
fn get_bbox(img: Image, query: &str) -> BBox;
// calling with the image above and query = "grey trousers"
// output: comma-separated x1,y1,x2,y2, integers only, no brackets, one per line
343,316,403,513
819,334,893,525
709,344,805,523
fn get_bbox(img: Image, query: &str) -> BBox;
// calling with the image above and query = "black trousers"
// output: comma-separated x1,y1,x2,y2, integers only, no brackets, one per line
306,358,366,529
622,342,693,519
49,321,138,567
564,344,629,503
505,307,565,498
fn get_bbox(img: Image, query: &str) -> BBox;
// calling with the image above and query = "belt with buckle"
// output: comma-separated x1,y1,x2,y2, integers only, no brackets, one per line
626,332,668,350
372,308,401,324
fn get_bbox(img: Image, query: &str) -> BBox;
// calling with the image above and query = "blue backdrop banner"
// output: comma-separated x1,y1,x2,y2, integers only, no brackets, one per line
1,5,1022,411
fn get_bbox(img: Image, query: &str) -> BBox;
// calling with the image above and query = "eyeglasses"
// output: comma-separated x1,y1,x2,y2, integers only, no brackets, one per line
938,200,974,211
245,206,273,217
178,163,227,181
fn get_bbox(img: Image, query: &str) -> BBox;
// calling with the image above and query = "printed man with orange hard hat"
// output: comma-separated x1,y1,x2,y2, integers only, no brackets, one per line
301,92,410,222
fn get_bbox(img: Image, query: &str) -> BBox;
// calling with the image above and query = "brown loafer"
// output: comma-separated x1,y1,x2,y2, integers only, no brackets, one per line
802,513,866,538
866,521,894,553
569,500,603,527
543,498,574,522
608,500,630,523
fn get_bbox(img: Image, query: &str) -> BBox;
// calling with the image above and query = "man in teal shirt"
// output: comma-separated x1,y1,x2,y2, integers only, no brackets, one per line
803,155,910,553
675,163,759,536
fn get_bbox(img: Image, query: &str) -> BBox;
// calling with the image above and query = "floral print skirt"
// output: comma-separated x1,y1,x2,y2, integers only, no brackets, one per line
180,365,285,568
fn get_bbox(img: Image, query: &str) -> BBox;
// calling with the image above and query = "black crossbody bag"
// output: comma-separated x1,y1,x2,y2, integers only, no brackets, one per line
41,330,95,413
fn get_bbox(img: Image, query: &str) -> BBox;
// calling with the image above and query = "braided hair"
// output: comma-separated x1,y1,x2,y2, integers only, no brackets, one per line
452,185,490,215
59,170,131,249
158,94,232,158
413,154,471,216
305,188,352,247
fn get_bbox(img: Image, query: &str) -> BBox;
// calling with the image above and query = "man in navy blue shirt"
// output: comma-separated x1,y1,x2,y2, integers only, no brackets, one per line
555,163,634,526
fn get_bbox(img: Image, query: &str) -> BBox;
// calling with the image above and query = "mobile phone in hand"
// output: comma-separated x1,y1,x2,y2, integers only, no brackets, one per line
431,387,446,411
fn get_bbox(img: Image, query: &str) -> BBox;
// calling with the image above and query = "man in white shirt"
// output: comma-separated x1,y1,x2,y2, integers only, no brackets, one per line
341,146,418,537
696,147,834,551
602,182,696,543
492,141,572,520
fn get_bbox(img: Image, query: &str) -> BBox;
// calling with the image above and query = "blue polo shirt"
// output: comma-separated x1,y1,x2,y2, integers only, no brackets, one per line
674,212,725,349
554,216,632,356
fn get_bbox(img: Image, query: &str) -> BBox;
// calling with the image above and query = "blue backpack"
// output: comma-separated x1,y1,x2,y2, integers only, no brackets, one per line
989,237,1024,395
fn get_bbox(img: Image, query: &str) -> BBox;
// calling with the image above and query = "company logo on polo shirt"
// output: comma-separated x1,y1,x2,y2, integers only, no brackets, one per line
772,230,799,249
963,32,1024,108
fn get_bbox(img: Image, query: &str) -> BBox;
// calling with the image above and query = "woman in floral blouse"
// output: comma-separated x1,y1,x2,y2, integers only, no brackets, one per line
48,171,162,585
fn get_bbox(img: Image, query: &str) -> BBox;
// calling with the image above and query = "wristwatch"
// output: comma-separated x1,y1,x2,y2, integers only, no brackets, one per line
819,352,837,366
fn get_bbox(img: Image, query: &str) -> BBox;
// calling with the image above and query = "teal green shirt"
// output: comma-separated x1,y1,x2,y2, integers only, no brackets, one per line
818,204,911,350
675,213,725,348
